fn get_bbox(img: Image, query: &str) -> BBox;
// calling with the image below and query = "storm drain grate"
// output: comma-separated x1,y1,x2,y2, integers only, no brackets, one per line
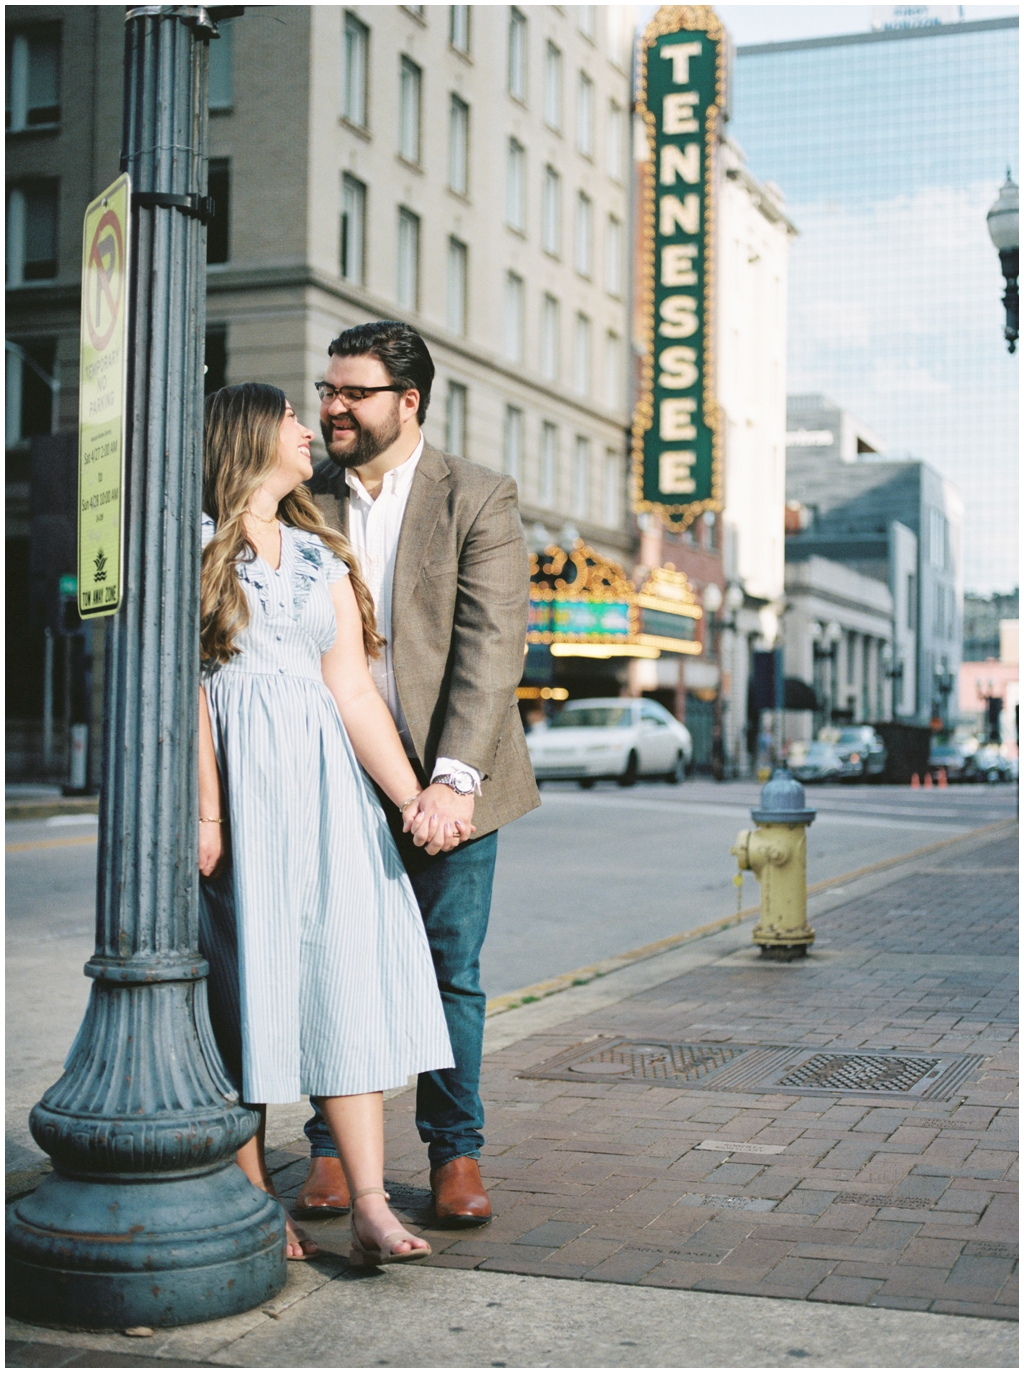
521,1038,984,1101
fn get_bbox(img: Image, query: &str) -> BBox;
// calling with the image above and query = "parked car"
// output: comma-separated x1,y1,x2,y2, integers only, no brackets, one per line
963,745,1016,784
526,698,693,787
787,740,845,784
820,726,887,781
927,742,968,782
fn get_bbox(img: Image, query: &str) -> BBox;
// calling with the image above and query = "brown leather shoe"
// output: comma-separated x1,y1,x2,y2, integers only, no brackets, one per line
294,1156,351,1218
430,1156,492,1227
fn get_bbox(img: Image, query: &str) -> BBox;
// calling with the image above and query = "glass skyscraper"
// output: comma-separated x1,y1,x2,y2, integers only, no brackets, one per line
730,16,1018,594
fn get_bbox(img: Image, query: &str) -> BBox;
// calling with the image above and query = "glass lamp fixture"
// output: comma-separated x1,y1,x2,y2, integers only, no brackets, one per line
987,173,1019,353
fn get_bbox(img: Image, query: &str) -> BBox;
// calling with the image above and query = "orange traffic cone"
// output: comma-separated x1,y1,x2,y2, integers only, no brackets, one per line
923,771,933,789
911,773,920,789
938,768,948,788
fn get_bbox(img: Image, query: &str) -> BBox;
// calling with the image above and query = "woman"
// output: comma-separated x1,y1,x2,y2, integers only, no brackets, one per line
198,382,459,1264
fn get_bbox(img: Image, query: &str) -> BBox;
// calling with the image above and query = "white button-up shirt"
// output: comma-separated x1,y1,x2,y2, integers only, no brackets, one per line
345,435,480,792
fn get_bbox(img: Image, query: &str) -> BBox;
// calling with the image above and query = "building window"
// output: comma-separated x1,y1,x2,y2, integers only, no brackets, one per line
340,173,366,283
541,165,560,256
207,159,229,264
573,435,591,518
540,294,560,381
540,420,558,506
204,326,228,396
508,8,527,102
6,181,58,284
605,214,622,296
446,380,467,456
576,71,593,158
342,12,369,127
578,5,595,41
573,312,591,395
604,330,621,408
504,405,524,483
396,206,420,310
907,573,916,630
544,41,562,131
506,138,526,232
5,337,56,446
399,56,422,164
448,94,469,195
574,191,592,277
209,18,234,110
450,5,470,53
6,25,60,131
606,99,624,181
504,271,525,363
447,236,468,335
603,450,621,527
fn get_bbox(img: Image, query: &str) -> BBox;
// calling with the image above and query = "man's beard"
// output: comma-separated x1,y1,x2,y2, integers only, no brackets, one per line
320,402,402,470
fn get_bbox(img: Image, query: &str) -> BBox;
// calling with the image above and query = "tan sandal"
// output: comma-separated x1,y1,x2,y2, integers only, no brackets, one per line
348,1187,432,1267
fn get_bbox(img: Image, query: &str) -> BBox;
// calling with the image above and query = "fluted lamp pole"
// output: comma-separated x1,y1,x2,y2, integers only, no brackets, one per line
987,172,1019,354
6,5,285,1329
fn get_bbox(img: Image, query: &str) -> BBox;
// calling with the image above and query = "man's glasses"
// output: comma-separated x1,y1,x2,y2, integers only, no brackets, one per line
314,382,404,405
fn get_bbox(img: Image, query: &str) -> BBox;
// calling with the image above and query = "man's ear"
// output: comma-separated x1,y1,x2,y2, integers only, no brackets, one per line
401,388,421,423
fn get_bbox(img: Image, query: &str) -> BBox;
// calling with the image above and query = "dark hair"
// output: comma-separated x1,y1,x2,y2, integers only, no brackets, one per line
327,320,435,424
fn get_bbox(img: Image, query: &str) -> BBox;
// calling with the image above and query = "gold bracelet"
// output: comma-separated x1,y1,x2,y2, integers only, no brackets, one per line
199,817,224,824
398,795,420,812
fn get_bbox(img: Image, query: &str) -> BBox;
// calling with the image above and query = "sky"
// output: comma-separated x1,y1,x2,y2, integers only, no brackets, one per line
713,4,1018,46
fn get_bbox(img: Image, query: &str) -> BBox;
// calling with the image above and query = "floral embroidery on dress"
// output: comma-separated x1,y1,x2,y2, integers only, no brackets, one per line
237,554,273,616
290,533,326,619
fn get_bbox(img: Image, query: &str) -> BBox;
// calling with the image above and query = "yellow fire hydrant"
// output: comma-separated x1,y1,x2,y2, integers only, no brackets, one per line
731,766,816,961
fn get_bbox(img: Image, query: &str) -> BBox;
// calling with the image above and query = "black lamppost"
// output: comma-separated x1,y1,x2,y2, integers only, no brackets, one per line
987,172,1019,354
881,643,904,719
7,5,285,1330
703,581,744,780
932,663,955,733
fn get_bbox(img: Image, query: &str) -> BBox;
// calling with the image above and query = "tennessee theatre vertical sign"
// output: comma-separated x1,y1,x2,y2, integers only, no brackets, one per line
633,7,724,528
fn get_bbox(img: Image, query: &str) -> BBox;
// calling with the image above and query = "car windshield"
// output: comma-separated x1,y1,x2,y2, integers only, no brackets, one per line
549,706,631,729
803,743,835,760
836,729,868,745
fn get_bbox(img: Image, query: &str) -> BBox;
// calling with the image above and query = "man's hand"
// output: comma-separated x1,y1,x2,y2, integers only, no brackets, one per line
405,784,475,855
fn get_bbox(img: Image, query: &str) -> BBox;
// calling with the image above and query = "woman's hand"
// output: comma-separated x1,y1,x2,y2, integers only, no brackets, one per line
199,820,225,878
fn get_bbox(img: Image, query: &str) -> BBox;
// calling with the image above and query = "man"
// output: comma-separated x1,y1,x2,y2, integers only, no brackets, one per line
296,320,539,1226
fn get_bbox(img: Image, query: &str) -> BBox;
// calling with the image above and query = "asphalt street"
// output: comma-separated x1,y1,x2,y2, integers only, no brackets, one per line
5,780,1016,1172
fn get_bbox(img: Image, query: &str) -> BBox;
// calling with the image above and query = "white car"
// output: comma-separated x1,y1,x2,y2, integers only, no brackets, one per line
527,697,693,787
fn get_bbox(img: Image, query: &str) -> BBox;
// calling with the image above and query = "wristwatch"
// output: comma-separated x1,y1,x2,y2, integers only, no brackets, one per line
433,770,476,796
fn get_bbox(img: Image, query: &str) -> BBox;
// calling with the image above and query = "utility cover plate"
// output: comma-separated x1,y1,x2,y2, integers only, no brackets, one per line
521,1038,984,1101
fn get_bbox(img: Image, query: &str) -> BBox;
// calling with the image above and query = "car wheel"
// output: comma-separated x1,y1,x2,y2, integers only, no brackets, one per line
986,769,1000,784
617,751,639,788
578,778,595,790
666,752,686,784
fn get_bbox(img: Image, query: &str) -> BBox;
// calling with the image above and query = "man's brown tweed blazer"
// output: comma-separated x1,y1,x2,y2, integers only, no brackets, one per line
309,441,541,837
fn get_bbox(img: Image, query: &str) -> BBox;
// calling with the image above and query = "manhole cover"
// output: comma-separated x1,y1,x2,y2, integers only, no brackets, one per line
777,1053,942,1094
521,1038,984,1100
523,1038,747,1085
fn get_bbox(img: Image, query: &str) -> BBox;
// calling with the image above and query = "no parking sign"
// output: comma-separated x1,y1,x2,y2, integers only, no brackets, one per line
78,173,130,618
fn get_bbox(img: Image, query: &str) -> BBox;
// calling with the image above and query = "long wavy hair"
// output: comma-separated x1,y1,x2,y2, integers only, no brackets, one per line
201,382,383,666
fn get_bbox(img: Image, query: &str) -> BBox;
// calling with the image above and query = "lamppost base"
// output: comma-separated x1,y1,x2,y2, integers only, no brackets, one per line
6,1162,286,1330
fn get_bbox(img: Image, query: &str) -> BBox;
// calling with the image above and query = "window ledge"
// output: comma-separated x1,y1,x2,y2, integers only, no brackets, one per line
339,116,371,141
449,44,472,63
6,123,61,138
447,187,471,206
396,154,424,175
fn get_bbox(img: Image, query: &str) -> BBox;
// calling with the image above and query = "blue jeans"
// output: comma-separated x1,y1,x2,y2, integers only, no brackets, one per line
305,815,497,1169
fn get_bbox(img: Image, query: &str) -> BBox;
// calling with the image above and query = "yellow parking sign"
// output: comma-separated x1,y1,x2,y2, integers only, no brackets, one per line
78,173,130,618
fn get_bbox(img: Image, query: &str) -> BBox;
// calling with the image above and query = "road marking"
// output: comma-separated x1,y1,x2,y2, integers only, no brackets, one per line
46,814,99,827
6,836,98,853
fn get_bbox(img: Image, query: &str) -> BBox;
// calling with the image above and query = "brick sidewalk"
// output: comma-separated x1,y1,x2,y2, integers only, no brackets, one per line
278,830,1018,1320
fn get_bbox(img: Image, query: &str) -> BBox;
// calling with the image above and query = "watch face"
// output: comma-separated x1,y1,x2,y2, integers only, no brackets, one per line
452,772,474,794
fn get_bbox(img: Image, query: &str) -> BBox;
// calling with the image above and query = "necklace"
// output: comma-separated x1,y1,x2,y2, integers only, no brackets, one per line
246,509,278,526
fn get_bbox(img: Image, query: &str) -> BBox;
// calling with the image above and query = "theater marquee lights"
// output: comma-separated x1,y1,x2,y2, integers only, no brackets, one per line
632,6,724,527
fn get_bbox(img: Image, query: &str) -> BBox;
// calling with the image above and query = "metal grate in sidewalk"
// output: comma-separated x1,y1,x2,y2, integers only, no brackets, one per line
522,1036,985,1101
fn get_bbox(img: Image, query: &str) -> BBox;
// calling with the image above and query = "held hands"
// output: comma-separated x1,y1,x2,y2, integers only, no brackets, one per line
199,819,226,878
402,784,475,855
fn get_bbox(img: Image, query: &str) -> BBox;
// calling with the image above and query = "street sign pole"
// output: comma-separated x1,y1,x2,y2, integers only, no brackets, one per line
7,5,285,1329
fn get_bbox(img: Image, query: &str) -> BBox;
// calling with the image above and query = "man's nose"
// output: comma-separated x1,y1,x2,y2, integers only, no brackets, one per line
324,393,349,416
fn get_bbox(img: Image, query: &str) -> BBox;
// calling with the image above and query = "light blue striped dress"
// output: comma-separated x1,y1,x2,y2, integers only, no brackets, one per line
199,516,453,1104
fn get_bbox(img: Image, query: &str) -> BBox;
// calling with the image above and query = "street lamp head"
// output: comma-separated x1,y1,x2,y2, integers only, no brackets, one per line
825,620,842,645
725,582,745,613
702,582,723,614
987,173,1019,253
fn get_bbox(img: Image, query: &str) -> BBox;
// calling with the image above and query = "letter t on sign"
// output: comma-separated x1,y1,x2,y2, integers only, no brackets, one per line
661,41,701,84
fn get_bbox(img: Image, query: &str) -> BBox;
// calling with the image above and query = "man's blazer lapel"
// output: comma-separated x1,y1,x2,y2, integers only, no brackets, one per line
391,443,450,634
